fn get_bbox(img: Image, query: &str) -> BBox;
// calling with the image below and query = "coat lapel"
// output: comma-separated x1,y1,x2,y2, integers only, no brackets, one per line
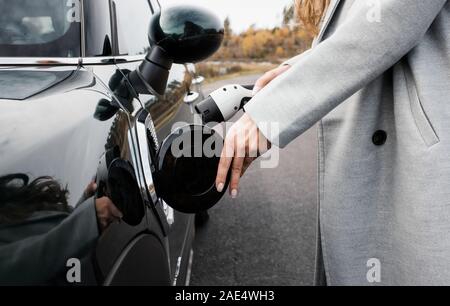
312,0,341,46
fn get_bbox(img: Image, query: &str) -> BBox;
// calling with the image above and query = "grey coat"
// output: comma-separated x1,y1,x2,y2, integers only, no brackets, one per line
245,0,450,285
0,199,99,284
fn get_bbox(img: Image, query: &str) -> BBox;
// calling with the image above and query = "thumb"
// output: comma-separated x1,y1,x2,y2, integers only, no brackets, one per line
252,65,291,96
252,85,262,96
110,204,124,219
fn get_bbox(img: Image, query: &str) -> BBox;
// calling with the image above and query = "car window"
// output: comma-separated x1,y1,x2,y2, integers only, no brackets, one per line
113,0,153,56
83,0,113,57
0,0,81,57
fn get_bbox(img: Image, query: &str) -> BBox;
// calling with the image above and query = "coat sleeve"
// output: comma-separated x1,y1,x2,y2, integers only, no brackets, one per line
0,198,99,284
280,48,312,67
244,0,447,148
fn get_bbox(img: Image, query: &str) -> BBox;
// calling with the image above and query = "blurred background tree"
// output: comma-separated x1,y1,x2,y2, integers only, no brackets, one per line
210,4,312,63
197,4,313,82
282,5,295,28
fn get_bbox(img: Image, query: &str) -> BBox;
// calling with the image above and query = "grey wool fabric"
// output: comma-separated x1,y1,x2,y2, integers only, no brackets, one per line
245,0,450,285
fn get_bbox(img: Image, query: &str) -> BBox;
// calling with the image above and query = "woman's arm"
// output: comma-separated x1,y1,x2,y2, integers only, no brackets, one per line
245,0,447,148
0,191,122,284
0,198,99,284
281,48,312,67
216,0,447,196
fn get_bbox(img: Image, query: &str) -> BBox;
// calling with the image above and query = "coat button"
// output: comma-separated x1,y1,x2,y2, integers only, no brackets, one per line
372,130,387,146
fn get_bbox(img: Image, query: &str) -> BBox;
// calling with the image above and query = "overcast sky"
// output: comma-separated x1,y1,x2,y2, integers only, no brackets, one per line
161,0,295,33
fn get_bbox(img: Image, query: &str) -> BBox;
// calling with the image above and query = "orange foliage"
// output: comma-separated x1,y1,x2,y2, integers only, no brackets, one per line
212,25,312,62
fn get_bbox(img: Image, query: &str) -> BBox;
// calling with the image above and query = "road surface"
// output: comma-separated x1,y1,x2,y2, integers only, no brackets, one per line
191,74,318,286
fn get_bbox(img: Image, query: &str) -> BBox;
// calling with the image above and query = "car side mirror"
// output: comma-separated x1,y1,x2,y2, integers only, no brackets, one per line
129,5,224,96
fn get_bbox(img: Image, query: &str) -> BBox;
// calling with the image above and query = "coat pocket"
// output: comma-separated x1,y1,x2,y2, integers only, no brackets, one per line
402,63,440,147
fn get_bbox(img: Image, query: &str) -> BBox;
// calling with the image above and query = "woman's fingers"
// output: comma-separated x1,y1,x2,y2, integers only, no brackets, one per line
230,156,245,198
108,202,124,219
215,64,287,194
216,137,235,193
229,122,248,196
253,71,276,95
83,181,97,198
253,65,291,95
215,64,288,196
95,197,123,232
247,123,259,158
216,113,271,199
99,219,108,230
241,157,256,177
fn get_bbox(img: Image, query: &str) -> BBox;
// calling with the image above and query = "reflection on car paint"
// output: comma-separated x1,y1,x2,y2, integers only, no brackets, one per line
0,0,204,286
0,66,139,284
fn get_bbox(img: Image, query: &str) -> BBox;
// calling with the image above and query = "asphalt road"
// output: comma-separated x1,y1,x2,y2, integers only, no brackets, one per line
190,74,319,286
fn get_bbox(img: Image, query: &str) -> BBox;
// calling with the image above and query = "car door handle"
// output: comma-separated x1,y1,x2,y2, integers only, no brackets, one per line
183,91,200,104
184,91,201,114
192,75,205,85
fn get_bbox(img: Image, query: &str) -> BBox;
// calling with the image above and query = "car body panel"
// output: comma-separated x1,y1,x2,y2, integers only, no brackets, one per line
0,66,120,210
114,58,200,285
0,65,147,284
0,0,206,286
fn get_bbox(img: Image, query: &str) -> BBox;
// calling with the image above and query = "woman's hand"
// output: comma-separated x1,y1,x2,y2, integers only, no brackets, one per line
252,64,291,95
95,197,123,232
215,113,271,198
215,64,290,198
84,181,123,232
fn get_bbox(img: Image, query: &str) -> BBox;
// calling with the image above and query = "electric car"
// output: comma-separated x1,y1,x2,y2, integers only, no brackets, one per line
0,0,220,285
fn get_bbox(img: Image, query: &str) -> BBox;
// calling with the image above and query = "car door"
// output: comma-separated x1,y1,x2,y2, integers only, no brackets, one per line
110,0,200,285
81,0,171,285
0,0,146,285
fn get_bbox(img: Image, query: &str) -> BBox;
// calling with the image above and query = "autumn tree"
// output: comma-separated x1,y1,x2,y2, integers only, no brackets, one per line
282,5,295,28
212,6,312,62
224,17,232,40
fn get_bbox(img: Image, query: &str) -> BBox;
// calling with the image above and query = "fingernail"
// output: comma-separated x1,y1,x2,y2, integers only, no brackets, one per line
216,183,224,193
252,87,261,96
231,189,238,199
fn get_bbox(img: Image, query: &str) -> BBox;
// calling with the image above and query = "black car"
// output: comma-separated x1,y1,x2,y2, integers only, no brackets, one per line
0,0,224,285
